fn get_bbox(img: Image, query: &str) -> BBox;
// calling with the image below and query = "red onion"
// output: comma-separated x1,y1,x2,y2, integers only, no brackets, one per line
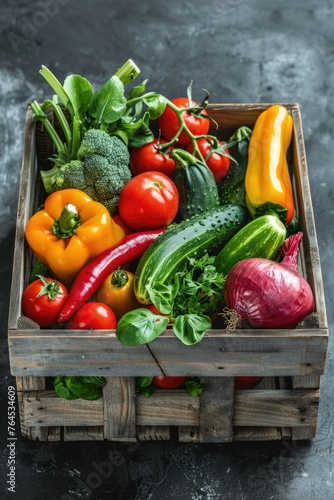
223,232,315,328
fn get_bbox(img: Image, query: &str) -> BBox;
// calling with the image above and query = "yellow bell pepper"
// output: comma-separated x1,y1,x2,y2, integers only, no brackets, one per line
245,104,294,225
25,189,125,289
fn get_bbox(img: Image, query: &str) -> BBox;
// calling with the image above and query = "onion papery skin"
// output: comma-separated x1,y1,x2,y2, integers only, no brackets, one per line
224,258,315,329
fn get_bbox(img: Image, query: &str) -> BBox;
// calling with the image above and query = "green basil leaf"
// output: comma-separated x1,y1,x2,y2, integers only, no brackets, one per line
146,282,175,315
89,75,127,124
63,74,93,121
173,314,211,346
64,376,106,400
143,93,166,120
116,308,168,346
53,376,78,400
185,380,204,396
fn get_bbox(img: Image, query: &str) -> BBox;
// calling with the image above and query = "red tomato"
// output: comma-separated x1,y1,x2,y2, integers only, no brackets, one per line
67,302,117,330
159,97,210,147
234,376,263,390
22,276,68,327
130,139,176,177
118,171,179,230
187,138,231,183
153,376,190,389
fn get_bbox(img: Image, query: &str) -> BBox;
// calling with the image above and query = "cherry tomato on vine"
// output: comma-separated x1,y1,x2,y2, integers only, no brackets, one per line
22,276,68,327
153,376,190,389
94,269,139,321
118,171,179,230
234,376,263,390
67,302,117,330
187,137,231,183
159,97,210,147
130,138,176,177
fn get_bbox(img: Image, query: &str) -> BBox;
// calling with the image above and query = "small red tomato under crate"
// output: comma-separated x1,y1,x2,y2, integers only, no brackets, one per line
7,103,328,443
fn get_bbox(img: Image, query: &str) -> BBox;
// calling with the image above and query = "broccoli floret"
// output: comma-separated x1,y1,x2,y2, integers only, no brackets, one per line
40,129,132,213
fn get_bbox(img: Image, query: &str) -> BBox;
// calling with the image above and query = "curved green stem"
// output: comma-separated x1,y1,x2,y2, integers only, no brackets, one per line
30,100,67,157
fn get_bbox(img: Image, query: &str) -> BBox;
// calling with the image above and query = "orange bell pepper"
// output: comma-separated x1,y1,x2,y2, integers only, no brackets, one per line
25,189,125,289
245,104,294,225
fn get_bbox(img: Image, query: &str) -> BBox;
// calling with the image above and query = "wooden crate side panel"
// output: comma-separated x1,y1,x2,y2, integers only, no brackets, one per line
199,377,234,443
233,389,319,427
9,329,328,377
290,107,327,330
103,377,137,442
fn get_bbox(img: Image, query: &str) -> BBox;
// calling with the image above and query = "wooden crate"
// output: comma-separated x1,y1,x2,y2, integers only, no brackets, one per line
8,104,328,442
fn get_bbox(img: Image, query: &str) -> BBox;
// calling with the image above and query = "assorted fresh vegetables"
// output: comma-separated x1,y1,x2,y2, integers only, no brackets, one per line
21,60,317,400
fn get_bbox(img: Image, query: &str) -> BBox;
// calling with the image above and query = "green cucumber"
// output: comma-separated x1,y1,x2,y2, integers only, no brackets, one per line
171,149,219,221
214,214,287,275
218,126,252,206
134,204,250,304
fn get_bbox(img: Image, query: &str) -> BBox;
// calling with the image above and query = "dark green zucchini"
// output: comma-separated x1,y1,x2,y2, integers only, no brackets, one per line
134,204,250,304
214,214,287,275
218,126,252,206
171,149,219,221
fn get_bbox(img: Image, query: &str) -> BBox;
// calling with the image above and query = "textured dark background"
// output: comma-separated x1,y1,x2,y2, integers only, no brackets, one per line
1,1,333,499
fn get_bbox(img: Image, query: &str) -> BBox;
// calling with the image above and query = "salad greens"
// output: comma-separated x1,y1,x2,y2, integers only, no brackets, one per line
116,254,225,346
30,58,166,169
54,376,106,400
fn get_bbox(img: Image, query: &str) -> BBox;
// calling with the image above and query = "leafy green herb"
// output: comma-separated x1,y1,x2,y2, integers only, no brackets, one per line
185,380,204,396
30,59,167,170
144,254,225,345
53,376,106,400
116,308,169,346
135,376,154,398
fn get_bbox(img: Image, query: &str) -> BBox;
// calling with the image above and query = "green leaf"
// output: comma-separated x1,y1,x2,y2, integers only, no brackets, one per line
185,380,204,396
118,112,155,148
89,75,127,124
64,376,106,400
53,377,78,400
143,93,166,120
116,308,169,346
63,74,93,121
146,282,175,315
127,79,148,100
173,314,211,346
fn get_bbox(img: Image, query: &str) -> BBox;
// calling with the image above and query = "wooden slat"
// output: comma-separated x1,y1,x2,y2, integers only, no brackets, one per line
64,426,104,441
199,377,234,443
234,389,319,427
137,426,171,441
233,427,282,441
20,391,104,427
178,426,200,443
136,391,199,426
103,377,136,442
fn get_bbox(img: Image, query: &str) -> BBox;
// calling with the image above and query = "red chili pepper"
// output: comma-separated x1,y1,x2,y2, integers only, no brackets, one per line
58,229,166,324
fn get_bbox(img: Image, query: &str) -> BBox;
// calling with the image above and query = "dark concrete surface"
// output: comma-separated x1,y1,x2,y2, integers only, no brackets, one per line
1,1,333,499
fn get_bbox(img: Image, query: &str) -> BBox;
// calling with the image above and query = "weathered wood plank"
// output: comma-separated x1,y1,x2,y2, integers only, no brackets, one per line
103,377,136,442
9,328,328,377
199,377,234,443
234,389,319,427
21,391,104,427
137,426,170,441
136,390,200,426
64,426,104,441
233,427,282,441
